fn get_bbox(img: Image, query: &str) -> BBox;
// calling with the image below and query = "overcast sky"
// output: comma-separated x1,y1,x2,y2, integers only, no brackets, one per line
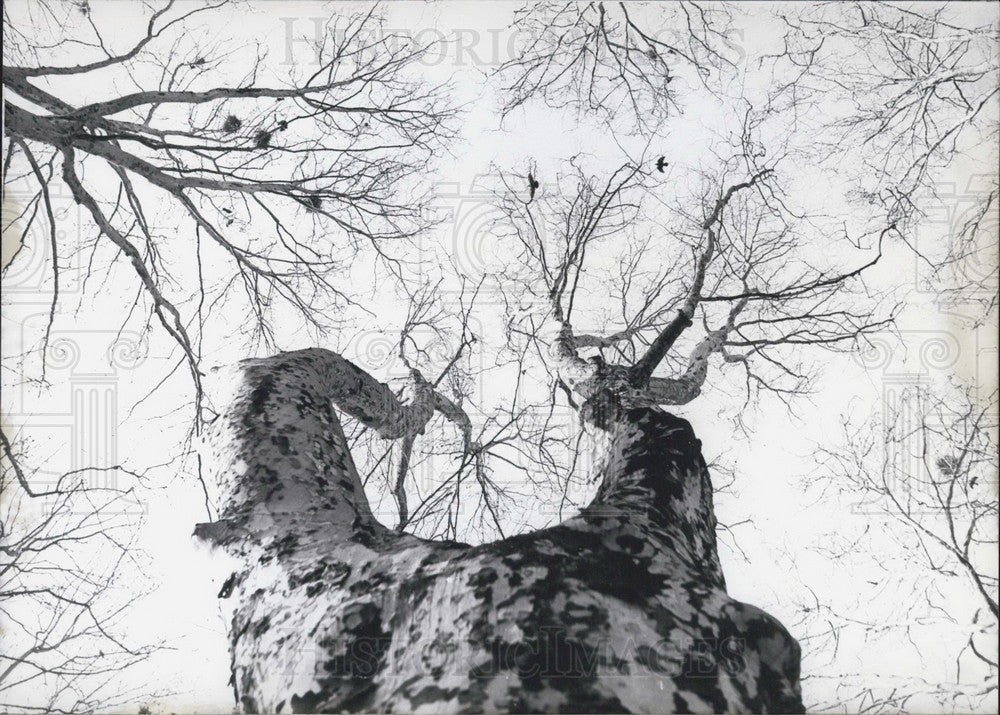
2,2,997,713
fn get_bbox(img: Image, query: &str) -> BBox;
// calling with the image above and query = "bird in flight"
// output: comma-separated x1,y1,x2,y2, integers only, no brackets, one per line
656,156,669,173
528,172,540,201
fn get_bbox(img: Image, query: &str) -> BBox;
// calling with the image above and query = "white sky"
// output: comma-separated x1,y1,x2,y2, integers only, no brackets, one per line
2,1,998,713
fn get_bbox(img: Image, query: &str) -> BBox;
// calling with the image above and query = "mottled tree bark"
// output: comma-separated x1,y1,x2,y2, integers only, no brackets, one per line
198,349,803,714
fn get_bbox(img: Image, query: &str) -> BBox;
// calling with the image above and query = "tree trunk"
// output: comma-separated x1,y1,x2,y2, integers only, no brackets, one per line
198,349,803,714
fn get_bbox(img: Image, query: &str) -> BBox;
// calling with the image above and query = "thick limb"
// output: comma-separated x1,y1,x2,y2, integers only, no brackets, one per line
197,348,463,548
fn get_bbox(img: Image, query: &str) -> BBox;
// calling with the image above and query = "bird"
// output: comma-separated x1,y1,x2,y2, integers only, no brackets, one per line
656,156,668,172
527,172,540,201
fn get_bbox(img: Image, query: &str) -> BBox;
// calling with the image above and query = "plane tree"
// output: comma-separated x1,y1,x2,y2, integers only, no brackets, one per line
2,0,456,396
2,1,989,713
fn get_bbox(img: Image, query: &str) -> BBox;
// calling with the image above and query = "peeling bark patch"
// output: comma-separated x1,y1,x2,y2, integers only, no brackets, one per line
287,564,326,591
289,603,392,713
468,566,499,603
322,603,389,679
246,373,275,417
217,572,238,599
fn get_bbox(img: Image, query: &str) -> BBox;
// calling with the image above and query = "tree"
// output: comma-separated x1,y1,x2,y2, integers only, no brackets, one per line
197,347,804,713
3,2,996,712
795,386,998,713
759,7,999,710
3,0,456,398
0,433,159,714
2,3,454,711
493,154,896,415
494,1,738,133
768,2,999,318
192,124,901,711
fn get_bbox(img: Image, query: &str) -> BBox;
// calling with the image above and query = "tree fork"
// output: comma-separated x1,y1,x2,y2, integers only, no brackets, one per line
198,348,804,713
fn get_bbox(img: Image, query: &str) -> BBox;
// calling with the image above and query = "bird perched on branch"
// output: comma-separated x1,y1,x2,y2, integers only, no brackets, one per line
527,172,540,202
656,156,668,173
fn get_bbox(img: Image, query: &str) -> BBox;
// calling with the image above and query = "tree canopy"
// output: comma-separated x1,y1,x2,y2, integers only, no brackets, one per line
2,1,997,712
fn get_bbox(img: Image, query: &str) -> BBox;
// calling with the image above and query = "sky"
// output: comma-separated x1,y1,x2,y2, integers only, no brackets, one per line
2,1,998,713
